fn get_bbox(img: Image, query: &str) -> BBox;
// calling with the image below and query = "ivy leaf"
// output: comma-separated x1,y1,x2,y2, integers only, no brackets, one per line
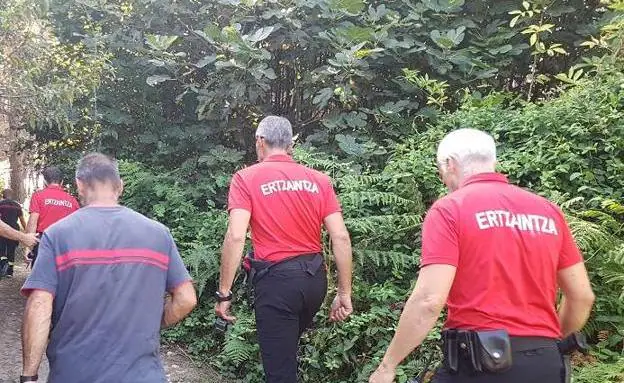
313,88,334,108
146,75,172,86
529,33,537,46
335,134,366,156
246,26,276,43
194,55,217,68
145,35,178,51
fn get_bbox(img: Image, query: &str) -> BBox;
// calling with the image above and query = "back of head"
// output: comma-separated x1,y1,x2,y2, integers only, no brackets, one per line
437,128,497,170
2,189,13,200
76,153,122,190
42,166,63,185
256,116,293,150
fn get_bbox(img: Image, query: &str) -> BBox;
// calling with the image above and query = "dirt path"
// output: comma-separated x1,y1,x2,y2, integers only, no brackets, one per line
0,264,226,383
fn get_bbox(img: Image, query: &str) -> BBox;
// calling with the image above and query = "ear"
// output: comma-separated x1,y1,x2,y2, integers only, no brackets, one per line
447,157,460,174
75,179,85,196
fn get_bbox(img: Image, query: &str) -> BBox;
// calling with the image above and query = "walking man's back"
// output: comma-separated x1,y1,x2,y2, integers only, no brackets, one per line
26,166,80,267
20,153,197,383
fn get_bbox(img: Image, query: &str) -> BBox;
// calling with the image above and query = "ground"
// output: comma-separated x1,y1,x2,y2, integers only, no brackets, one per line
0,263,226,383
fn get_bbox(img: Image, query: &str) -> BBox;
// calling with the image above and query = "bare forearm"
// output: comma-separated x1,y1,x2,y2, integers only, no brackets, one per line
558,296,593,337
332,238,353,295
381,297,441,369
218,236,245,293
162,297,192,328
0,220,23,241
22,297,52,375
26,216,37,234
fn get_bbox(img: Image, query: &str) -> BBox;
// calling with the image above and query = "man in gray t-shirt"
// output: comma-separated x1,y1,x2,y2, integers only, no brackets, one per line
20,153,197,383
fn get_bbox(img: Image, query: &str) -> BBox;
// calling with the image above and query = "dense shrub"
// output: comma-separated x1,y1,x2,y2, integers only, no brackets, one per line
116,72,624,382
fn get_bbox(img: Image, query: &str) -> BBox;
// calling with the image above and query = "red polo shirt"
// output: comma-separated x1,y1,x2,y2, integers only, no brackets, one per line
421,172,583,338
227,154,342,262
29,185,80,233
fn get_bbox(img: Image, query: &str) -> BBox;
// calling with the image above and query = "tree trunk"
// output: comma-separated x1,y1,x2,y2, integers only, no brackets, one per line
9,150,26,203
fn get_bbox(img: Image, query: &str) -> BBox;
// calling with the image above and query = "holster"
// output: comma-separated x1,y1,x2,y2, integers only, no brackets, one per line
443,329,512,374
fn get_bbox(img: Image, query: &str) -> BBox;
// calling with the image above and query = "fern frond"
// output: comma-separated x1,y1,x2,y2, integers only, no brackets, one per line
345,214,422,236
355,248,419,271
341,191,418,210
566,214,614,254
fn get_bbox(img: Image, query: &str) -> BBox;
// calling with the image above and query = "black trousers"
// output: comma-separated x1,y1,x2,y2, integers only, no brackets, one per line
254,258,327,383
0,236,18,276
431,339,566,383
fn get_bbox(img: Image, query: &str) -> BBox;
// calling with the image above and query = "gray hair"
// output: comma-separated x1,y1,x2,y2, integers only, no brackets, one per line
437,128,497,169
255,116,293,150
76,152,122,189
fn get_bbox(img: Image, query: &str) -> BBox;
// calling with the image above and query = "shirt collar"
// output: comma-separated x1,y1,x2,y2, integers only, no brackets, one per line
263,154,295,163
46,184,64,190
460,172,509,188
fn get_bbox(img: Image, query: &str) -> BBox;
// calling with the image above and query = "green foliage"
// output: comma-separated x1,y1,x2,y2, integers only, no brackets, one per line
574,357,624,383
44,0,615,165
9,0,624,381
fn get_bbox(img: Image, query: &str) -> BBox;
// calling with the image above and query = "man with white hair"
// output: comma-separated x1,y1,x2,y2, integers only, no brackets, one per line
370,128,595,383
216,115,354,382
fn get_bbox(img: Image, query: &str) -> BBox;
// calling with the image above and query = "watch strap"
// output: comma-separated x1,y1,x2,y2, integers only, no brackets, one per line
215,290,233,302
20,375,38,382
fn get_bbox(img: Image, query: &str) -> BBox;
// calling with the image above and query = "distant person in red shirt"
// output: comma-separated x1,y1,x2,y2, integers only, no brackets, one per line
26,166,80,266
216,116,354,383
370,129,595,383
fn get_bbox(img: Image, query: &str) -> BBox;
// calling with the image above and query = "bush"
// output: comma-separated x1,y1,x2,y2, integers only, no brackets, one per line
119,73,624,382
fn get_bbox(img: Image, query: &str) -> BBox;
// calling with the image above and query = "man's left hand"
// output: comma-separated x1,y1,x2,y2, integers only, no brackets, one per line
369,364,396,383
215,301,236,322
20,233,39,248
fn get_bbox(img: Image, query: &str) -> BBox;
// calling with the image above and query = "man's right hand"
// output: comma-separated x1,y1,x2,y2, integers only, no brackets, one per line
20,233,39,248
330,293,353,322
215,301,237,322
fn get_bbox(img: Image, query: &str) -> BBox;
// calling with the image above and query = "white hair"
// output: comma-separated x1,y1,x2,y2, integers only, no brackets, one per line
436,128,497,169
255,116,293,150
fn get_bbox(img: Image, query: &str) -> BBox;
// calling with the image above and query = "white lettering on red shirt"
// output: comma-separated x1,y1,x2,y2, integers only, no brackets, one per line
475,210,558,235
44,199,74,208
260,180,320,196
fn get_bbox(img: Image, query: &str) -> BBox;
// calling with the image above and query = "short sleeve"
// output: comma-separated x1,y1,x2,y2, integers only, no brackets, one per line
227,172,252,212
166,231,192,291
420,201,460,267
22,233,58,297
29,193,41,214
322,179,342,218
557,215,583,270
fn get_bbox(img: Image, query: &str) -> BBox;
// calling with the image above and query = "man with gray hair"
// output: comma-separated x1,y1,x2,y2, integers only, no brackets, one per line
216,116,354,382
370,128,594,383
20,152,197,383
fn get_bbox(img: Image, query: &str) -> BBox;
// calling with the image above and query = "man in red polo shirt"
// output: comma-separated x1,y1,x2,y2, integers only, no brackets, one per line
216,116,354,383
370,128,595,383
26,166,80,266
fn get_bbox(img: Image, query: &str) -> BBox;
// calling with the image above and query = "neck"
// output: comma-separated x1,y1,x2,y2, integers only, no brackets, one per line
458,163,496,184
262,149,289,160
83,192,119,207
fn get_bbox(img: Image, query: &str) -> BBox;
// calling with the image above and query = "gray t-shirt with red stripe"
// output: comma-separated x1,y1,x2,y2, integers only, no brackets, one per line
22,206,191,383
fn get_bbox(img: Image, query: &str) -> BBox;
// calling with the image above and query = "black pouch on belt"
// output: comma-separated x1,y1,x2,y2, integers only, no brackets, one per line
473,330,513,373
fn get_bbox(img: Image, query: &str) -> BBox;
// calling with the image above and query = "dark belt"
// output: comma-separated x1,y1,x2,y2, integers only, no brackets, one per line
509,336,559,351
442,330,558,374
249,253,324,285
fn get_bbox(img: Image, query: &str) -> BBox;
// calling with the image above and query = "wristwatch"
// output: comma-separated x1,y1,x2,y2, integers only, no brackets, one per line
20,375,38,382
215,290,233,302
